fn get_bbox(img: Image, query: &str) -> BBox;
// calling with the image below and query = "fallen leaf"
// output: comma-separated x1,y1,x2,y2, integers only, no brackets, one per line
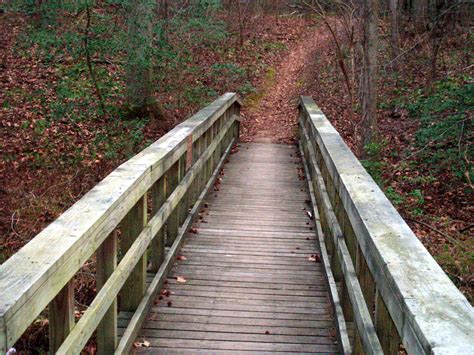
176,276,187,283
308,255,321,262
134,340,150,348
177,255,187,261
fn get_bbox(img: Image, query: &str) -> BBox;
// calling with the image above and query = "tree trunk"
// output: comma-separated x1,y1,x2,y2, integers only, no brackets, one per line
389,0,400,70
414,0,427,33
360,0,379,155
125,0,156,118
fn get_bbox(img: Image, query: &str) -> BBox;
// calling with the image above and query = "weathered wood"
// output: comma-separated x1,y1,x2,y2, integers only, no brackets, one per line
165,161,180,247
300,118,382,353
96,232,118,354
132,143,339,353
131,338,339,353
150,177,166,272
300,141,352,354
56,116,238,354
299,96,474,354
120,196,147,312
48,281,74,353
375,290,401,354
0,93,241,352
115,133,237,354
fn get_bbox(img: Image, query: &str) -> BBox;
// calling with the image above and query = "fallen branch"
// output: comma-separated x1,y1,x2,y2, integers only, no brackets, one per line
404,216,466,250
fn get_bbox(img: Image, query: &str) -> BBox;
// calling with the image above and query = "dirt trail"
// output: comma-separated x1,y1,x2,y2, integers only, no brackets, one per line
240,26,329,144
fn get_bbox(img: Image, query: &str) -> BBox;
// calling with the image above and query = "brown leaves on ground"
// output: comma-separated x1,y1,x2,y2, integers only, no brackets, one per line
240,24,324,144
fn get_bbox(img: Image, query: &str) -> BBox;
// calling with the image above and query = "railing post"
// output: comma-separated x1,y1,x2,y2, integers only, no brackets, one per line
120,196,147,311
96,231,117,353
150,176,166,272
375,290,401,354
166,161,180,246
178,156,187,225
48,281,74,353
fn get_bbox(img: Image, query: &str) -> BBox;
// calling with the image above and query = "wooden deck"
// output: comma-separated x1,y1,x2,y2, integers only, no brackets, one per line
132,143,339,354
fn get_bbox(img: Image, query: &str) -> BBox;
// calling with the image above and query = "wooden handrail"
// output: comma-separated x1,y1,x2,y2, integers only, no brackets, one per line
0,93,241,353
298,96,474,354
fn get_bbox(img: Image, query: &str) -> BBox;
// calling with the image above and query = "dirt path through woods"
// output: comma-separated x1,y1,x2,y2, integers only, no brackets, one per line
240,25,329,144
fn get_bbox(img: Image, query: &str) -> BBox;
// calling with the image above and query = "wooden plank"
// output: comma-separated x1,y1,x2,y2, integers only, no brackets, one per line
154,290,328,305
131,338,338,353
150,176,166,272
96,232,117,354
137,329,336,345
162,281,327,294
162,278,327,291
165,161,180,247
131,321,333,337
152,298,328,312
120,196,147,312
137,313,334,329
48,281,74,353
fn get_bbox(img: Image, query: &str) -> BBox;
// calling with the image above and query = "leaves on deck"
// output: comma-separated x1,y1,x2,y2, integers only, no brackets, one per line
133,340,150,348
176,276,187,283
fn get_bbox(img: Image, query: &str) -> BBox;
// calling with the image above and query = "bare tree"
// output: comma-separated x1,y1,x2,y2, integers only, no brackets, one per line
125,0,162,119
360,0,379,154
389,0,400,71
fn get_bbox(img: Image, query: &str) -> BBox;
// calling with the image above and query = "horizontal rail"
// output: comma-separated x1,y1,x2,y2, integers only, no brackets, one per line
0,93,241,353
298,96,474,354
300,121,381,354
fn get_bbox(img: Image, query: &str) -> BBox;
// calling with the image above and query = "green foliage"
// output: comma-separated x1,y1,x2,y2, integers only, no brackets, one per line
361,159,383,186
405,77,473,182
410,189,425,205
364,141,384,159
385,186,405,206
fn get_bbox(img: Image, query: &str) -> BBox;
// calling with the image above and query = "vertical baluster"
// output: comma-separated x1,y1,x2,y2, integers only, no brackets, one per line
215,117,222,164
96,232,117,353
190,137,200,206
120,196,147,311
206,127,213,180
150,176,166,272
166,161,180,246
178,155,187,225
375,291,401,354
198,134,205,192
48,281,74,353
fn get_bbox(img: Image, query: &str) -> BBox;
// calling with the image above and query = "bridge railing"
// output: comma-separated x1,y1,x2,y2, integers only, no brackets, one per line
298,96,473,354
0,93,241,354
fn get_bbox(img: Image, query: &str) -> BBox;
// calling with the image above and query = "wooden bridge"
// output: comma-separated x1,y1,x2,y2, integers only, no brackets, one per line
0,93,473,354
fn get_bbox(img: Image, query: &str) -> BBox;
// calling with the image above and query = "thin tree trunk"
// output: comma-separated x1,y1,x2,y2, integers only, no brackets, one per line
84,4,106,117
414,0,427,33
125,0,155,114
389,0,400,70
360,0,379,155
237,0,244,46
